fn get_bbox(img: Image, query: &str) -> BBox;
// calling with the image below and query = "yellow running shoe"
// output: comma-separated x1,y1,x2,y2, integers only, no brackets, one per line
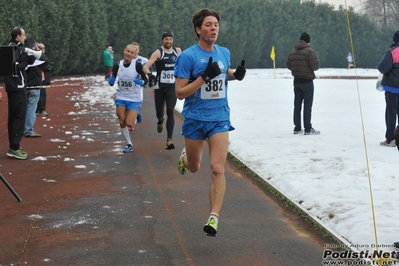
177,147,187,175
203,218,218,236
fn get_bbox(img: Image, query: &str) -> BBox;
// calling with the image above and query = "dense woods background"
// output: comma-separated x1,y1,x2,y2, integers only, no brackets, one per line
0,0,395,76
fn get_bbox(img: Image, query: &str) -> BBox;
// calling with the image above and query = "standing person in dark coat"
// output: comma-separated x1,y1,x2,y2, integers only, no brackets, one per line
377,30,399,147
4,27,37,159
36,42,52,117
286,32,320,135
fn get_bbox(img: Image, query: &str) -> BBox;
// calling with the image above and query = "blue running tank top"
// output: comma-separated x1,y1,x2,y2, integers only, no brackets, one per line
174,44,231,121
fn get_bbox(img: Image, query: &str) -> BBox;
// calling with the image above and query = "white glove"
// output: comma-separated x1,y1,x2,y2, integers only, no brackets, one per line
24,47,42,59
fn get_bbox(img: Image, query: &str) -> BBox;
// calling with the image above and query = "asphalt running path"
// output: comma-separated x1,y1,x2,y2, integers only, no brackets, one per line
0,76,334,265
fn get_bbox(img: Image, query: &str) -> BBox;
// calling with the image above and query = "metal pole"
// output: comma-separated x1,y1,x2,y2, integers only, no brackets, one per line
0,173,22,202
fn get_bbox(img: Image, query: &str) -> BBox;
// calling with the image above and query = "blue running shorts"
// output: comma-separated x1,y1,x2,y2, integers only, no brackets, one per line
182,118,235,140
115,99,142,111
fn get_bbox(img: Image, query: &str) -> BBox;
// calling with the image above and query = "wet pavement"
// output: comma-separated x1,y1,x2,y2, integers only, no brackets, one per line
0,76,335,265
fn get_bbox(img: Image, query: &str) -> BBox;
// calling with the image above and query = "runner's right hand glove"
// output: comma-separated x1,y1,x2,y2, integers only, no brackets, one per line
134,77,145,86
108,75,115,86
201,57,221,82
148,73,157,87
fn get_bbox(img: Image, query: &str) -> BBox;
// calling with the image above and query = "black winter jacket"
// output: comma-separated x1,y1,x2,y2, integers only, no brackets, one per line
4,39,35,92
286,40,320,83
26,53,50,88
377,43,399,91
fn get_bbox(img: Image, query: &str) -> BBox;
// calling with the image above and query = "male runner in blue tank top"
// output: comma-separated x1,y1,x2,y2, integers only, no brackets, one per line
143,30,181,150
174,8,246,236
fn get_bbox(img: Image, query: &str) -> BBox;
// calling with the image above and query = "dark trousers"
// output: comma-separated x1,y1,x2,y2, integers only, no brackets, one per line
7,90,27,150
36,87,46,113
104,66,112,80
154,86,177,140
293,81,314,132
384,91,399,142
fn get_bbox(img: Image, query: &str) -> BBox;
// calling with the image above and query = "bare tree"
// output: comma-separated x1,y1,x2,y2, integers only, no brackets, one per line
360,0,399,27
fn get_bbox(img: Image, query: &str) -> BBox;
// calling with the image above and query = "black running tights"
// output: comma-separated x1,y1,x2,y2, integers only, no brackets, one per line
154,87,177,140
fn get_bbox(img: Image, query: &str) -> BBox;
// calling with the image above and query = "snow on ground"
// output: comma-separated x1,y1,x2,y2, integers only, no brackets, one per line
57,68,398,261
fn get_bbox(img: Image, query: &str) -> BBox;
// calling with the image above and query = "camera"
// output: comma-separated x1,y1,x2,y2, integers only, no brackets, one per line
0,46,18,77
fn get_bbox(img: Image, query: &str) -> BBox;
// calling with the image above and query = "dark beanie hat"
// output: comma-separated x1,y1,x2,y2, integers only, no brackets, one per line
300,32,310,43
25,37,36,49
161,30,174,40
393,30,399,43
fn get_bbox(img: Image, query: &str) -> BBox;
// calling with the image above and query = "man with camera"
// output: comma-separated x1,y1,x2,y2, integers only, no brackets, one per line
4,27,40,159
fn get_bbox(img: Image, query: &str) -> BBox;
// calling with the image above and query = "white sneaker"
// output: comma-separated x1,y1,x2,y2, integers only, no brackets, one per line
304,128,320,135
380,140,396,147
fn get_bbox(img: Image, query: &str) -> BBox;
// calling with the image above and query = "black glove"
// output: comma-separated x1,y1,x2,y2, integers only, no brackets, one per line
233,60,246,81
200,57,221,82
135,62,148,85
148,73,157,87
